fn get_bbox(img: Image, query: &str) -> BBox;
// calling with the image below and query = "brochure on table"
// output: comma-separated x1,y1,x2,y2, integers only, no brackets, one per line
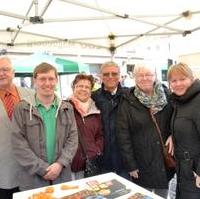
13,172,164,199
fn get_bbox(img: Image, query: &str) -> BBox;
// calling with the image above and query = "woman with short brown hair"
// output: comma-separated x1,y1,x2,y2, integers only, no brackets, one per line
69,74,104,180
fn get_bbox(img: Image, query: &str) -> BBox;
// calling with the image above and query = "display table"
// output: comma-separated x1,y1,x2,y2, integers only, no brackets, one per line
13,172,164,199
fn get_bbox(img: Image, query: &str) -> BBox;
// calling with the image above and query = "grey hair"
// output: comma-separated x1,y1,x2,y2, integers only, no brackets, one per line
0,56,14,72
133,62,156,76
100,61,120,73
0,55,12,66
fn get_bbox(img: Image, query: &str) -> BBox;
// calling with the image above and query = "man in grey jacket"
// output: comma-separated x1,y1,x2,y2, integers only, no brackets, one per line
0,56,34,199
12,62,78,190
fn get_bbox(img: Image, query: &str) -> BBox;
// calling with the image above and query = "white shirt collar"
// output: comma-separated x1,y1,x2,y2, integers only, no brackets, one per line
104,87,118,95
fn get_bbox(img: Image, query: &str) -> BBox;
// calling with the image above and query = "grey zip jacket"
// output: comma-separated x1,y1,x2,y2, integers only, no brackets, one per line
11,96,78,190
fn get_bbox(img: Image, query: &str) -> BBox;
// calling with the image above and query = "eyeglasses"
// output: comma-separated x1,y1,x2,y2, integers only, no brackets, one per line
135,73,154,79
102,72,119,78
0,67,13,73
36,77,57,82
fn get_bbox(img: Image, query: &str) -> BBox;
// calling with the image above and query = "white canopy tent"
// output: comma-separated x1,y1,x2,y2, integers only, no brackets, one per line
0,0,200,57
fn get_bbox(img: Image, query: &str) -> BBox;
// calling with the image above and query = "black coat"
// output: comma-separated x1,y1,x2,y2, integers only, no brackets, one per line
171,80,200,198
116,86,174,189
92,84,129,175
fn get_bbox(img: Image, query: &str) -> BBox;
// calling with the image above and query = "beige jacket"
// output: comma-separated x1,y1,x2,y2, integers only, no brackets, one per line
0,87,34,189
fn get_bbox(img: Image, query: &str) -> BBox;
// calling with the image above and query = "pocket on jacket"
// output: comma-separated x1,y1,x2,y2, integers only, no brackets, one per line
60,110,72,125
18,170,33,191
26,119,40,127
180,160,195,181
25,119,41,149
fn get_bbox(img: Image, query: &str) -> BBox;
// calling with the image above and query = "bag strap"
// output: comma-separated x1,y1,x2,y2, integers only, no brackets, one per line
149,109,166,152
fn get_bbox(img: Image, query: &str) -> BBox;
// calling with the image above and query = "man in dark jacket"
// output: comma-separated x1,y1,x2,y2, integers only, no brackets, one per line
92,61,129,179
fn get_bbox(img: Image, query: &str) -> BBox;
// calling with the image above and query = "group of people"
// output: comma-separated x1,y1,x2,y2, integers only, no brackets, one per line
0,56,200,199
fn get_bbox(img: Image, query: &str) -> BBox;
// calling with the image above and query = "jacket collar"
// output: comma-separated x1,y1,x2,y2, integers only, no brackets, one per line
101,83,123,96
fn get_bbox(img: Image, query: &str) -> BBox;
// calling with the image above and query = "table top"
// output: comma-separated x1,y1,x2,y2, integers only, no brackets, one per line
13,172,164,199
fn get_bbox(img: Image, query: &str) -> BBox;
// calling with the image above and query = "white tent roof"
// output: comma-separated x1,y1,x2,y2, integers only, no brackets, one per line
0,0,200,55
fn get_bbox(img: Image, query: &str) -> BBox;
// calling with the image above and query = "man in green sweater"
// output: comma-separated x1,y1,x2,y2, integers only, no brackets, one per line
12,62,78,190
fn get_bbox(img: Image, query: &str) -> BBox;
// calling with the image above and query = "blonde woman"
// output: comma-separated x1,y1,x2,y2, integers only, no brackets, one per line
168,62,200,199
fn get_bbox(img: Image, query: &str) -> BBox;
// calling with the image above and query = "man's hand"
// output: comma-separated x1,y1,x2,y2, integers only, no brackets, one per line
129,170,139,179
43,162,63,181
